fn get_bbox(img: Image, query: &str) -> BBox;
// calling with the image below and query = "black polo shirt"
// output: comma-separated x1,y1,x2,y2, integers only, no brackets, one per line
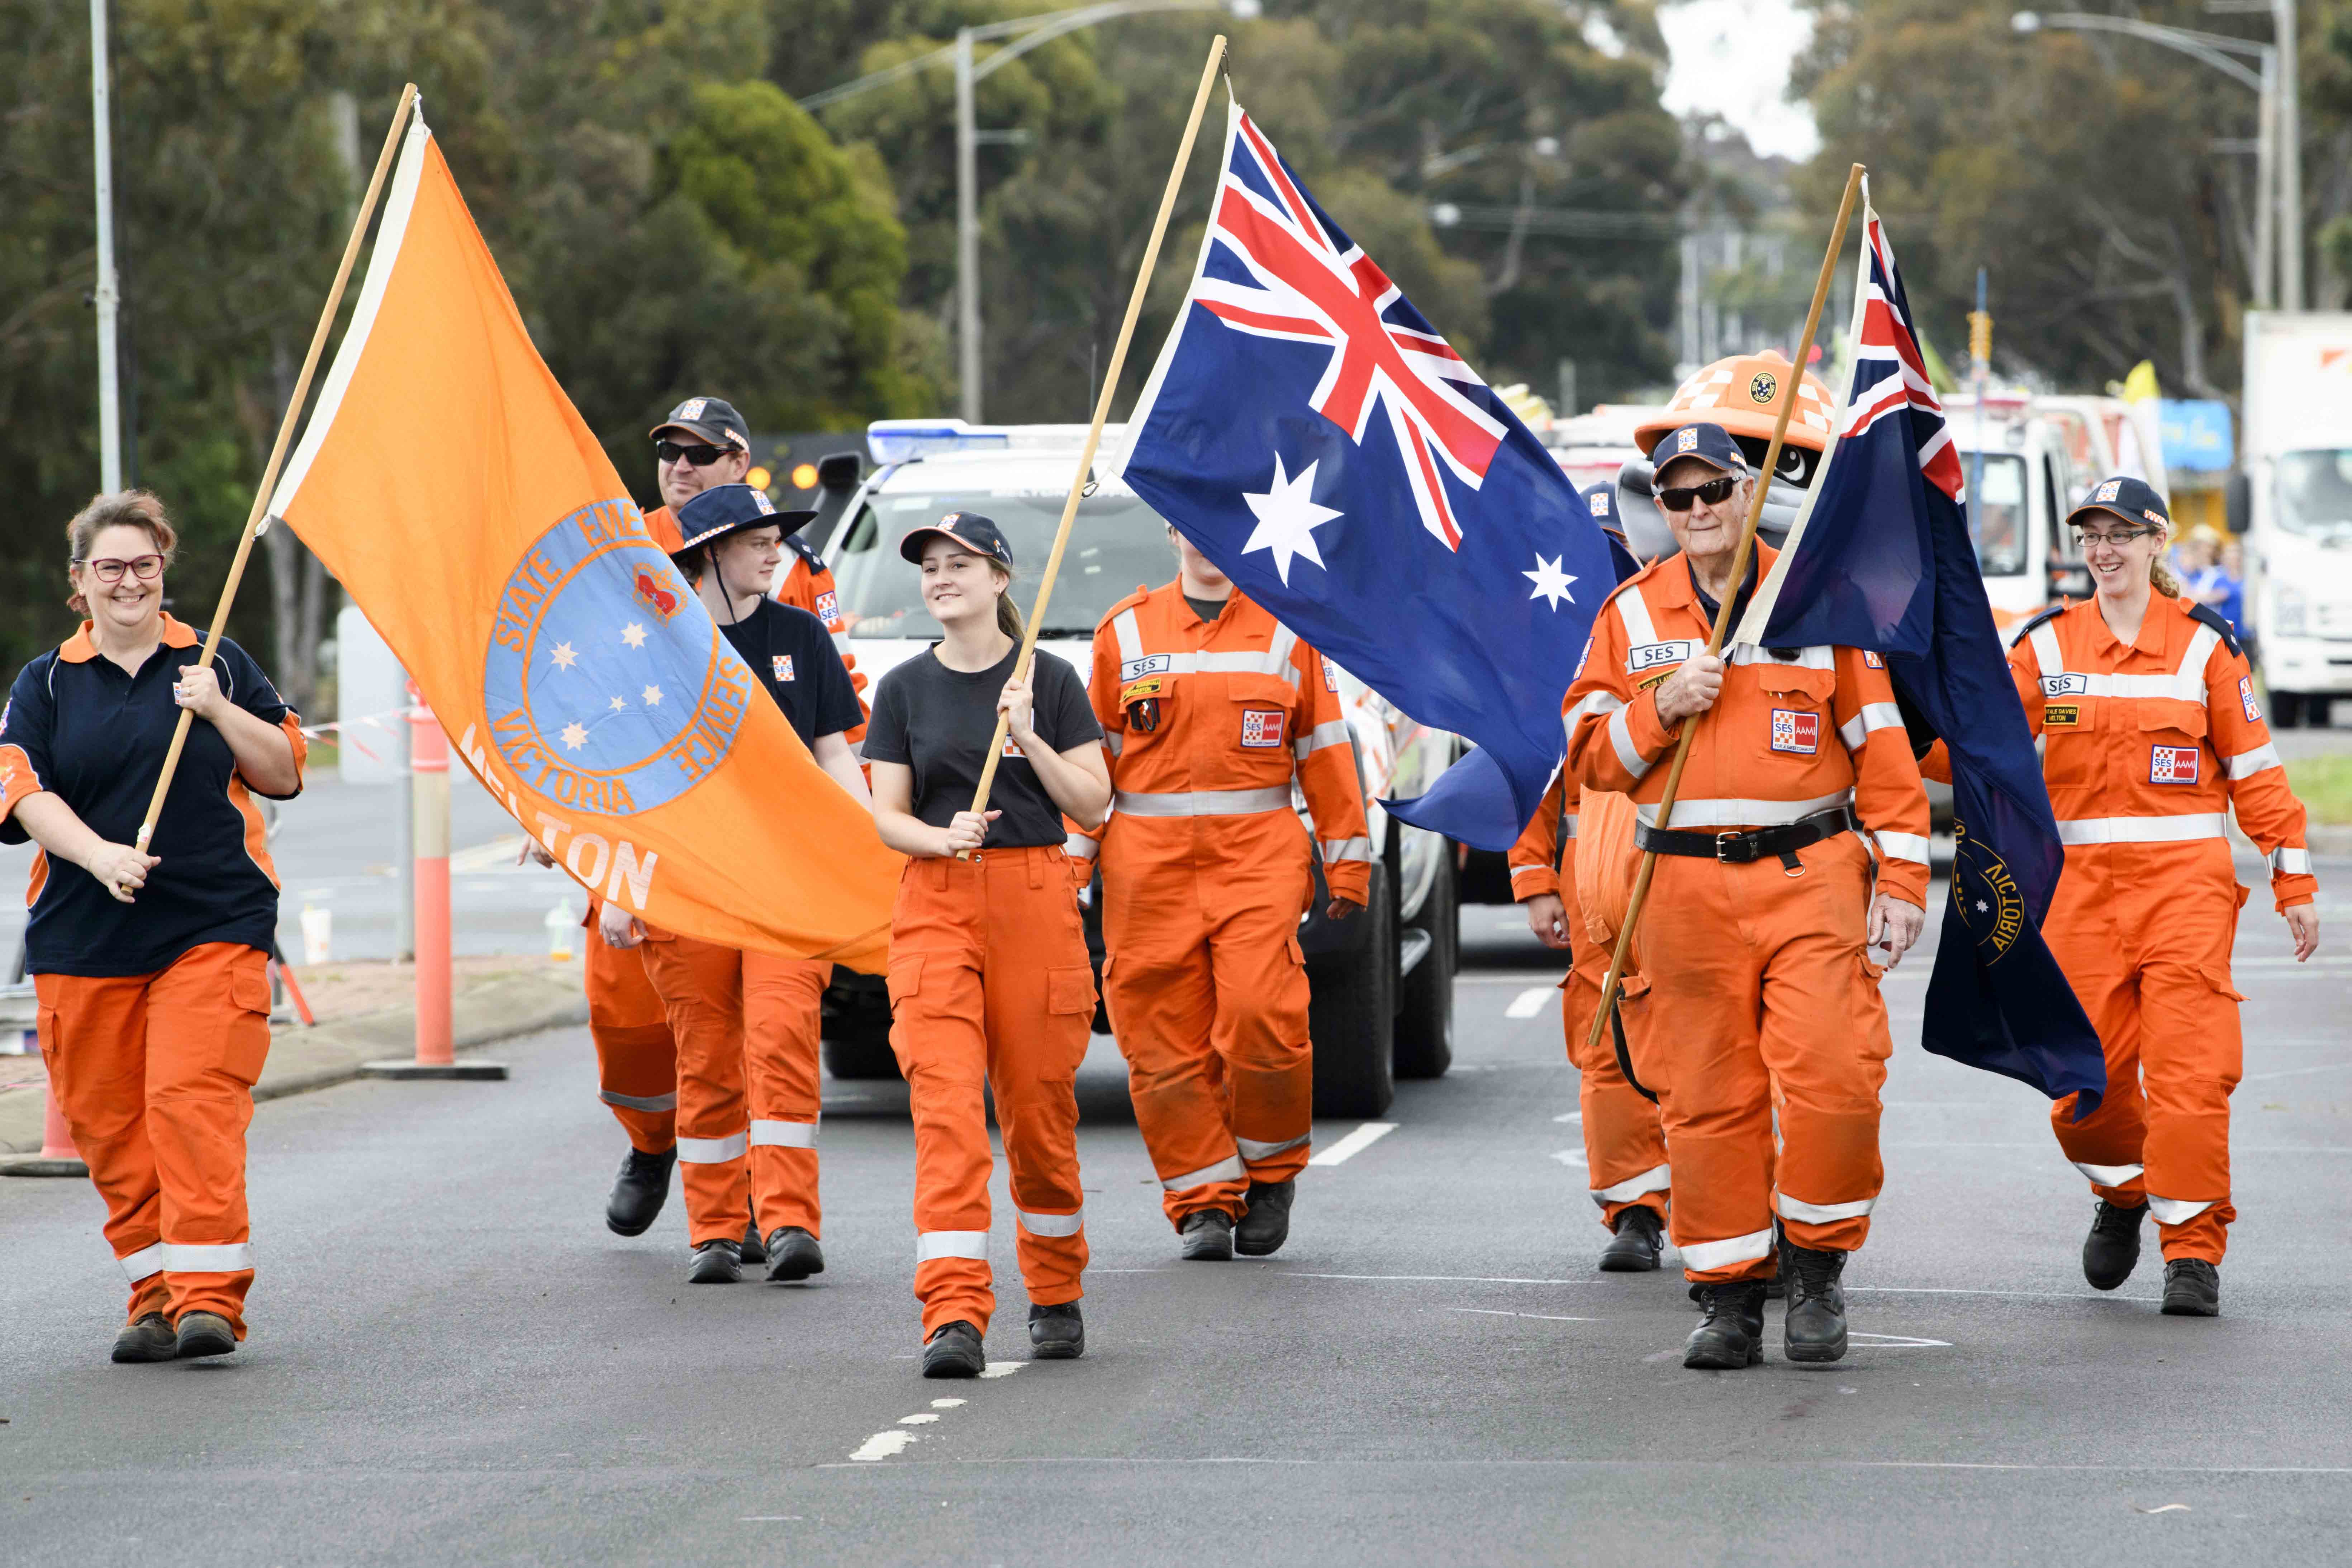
718,598,862,746
0,616,304,977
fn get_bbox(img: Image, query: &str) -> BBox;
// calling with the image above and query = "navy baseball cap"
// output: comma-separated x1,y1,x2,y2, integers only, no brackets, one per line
899,510,1014,569
674,483,816,553
1580,481,1615,524
2067,475,2171,533
1648,421,1749,480
649,396,751,452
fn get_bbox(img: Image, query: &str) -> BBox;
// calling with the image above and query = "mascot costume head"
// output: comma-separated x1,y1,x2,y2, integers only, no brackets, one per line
1612,349,1837,564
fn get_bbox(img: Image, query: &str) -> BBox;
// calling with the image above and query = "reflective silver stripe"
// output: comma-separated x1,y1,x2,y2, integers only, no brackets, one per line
1567,688,1624,724
1678,1226,1777,1272
2065,670,2211,701
599,1088,678,1113
1588,1163,1670,1206
2056,813,2227,846
1122,649,1299,678
676,1131,747,1163
1562,813,1578,839
1838,702,1906,751
2027,622,2062,678
1509,864,1552,884
1103,731,1123,756
2272,845,2314,875
1321,836,1372,864
1016,1206,1084,1238
1112,609,1144,663
915,1230,989,1262
1635,790,1851,830
1163,1154,1245,1191
1775,1191,1876,1224
1611,580,1660,649
2177,624,2221,684
749,1119,817,1149
1237,1132,1310,1162
1607,705,1650,780
1115,786,1292,818
163,1242,252,1272
119,1244,165,1283
1265,624,1299,675
1294,719,1352,758
2073,1160,2144,1186
2146,1194,2219,1226
2225,742,2283,779
1873,830,1932,865
1727,643,1835,669
1064,833,1099,860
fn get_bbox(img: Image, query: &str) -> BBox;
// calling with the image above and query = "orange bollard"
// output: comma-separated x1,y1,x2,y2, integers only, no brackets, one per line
2,1081,90,1178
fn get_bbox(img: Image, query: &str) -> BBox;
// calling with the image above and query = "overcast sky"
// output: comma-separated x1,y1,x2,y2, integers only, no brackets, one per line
1657,0,1821,162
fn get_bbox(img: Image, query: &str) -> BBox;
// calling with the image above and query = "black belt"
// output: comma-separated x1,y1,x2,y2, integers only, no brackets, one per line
1634,806,1858,873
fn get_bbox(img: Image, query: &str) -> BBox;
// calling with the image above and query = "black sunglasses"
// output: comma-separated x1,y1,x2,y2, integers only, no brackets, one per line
1655,475,1738,513
655,439,734,467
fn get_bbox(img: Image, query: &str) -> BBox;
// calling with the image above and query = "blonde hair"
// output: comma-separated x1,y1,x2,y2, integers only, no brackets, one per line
2149,520,2182,598
991,563,1025,643
66,490,177,614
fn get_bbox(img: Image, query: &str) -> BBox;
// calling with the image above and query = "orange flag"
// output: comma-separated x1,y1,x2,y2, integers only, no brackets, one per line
270,105,898,970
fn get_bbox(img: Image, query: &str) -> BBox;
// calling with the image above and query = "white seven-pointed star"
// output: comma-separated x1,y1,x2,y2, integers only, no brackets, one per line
642,684,664,707
608,696,627,712
1522,554,1579,611
621,622,647,649
549,641,579,670
561,722,588,751
1975,899,1990,913
1240,455,1343,586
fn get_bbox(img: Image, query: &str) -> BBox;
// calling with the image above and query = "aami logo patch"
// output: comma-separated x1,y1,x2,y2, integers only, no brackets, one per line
1240,708,1287,749
771,655,795,683
2239,675,2262,723
1770,709,1820,755
2041,672,2089,698
2150,745,2201,784
1627,640,1696,673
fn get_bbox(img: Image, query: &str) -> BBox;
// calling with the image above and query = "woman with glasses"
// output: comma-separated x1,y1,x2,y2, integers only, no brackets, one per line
0,491,305,1363
1968,476,2318,1317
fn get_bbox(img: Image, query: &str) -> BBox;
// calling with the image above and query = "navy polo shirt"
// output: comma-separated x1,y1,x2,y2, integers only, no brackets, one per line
718,599,862,746
0,616,304,977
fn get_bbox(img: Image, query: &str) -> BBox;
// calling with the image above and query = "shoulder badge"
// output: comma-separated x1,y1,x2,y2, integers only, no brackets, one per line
2186,603,2244,660
784,533,821,568
2012,603,2068,644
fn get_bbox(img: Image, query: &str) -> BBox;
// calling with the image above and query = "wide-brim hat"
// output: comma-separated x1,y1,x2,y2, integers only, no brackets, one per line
674,483,816,553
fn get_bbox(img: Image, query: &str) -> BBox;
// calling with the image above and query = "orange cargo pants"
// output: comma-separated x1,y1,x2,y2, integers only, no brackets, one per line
584,917,677,1153
1566,790,1672,1230
887,846,1094,1338
2044,841,2244,1264
638,933,828,1247
38,942,270,1336
1100,825,1314,1227
1608,833,1890,1283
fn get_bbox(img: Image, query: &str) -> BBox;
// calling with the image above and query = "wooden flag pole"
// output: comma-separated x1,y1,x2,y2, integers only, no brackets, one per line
133,83,420,853
959,35,1228,855
1582,161,1866,1059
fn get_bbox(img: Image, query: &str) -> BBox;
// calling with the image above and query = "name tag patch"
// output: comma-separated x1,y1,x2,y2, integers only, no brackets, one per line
1240,708,1287,749
2239,675,2262,723
2149,745,2200,784
1121,675,1165,705
1627,640,1697,674
2043,703,2081,728
1121,654,1172,681
771,655,795,683
1769,709,1820,754
2041,673,2088,698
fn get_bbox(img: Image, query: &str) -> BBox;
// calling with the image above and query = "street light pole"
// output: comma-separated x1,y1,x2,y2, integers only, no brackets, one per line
89,0,122,492
2256,46,2277,310
956,27,982,422
2276,0,2303,308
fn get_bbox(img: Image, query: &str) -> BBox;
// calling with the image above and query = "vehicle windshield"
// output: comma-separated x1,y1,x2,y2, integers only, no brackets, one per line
1966,452,2029,576
832,484,1179,640
2274,450,2352,542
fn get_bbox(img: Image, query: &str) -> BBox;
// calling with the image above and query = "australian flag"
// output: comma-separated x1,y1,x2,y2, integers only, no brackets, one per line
1729,184,2103,1115
1109,101,1615,851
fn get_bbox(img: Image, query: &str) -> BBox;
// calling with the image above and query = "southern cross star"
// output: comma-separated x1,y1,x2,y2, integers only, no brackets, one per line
1240,455,1342,586
642,685,664,707
561,721,588,751
549,641,579,670
1523,554,1578,610
608,696,627,712
621,622,648,649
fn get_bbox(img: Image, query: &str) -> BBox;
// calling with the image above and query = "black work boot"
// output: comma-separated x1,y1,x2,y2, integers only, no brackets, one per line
174,1311,237,1360
605,1145,676,1236
2083,1200,2147,1291
687,1239,742,1283
739,1219,767,1268
1766,1221,1788,1300
1234,1181,1295,1257
1179,1209,1234,1261
923,1320,987,1378
1027,1303,1085,1360
112,1313,178,1364
2161,1258,2221,1317
764,1226,825,1282
1598,1207,1664,1273
1683,1280,1767,1369
1782,1243,1851,1363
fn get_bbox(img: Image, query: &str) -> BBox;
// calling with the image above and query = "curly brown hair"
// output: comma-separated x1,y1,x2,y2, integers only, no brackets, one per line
66,491,178,615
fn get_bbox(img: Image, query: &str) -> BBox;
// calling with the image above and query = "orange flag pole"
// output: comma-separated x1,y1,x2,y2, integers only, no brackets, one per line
1582,162,1866,1061
133,84,419,852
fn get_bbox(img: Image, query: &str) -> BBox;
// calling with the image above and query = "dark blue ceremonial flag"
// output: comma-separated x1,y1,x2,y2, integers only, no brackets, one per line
1734,186,2103,1115
1110,101,1614,853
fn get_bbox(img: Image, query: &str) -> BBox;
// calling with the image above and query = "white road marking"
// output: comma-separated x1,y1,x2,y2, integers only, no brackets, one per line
1550,1149,1587,1168
978,1361,1024,1379
1444,1307,1594,1323
899,1412,941,1425
1553,1111,1582,1123
1308,1122,1397,1167
737,1515,803,1521
931,1398,967,1408
1505,986,1554,1018
1274,1272,1605,1285
448,834,530,873
2243,1061,2350,1082
849,1430,917,1462
1846,1286,2160,1303
2138,1504,2191,1514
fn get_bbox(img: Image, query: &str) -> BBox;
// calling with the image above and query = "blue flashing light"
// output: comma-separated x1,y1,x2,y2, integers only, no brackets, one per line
866,419,1013,465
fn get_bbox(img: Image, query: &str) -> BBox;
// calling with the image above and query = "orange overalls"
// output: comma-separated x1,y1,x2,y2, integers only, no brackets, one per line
583,897,676,1153
1980,597,2314,1263
1508,776,1669,1229
1082,585,1371,1225
1562,546,1932,1282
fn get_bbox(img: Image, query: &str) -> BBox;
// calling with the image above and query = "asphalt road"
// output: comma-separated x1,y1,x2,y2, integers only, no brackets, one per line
4,868,2351,1565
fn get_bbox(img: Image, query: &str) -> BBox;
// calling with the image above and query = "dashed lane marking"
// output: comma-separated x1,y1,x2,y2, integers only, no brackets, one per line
1553,1111,1582,1123
849,1430,917,1462
1505,986,1554,1018
2243,1060,2351,1082
1550,1149,1587,1167
847,1373,1020,1461
1308,1122,1397,1167
1444,1307,1594,1323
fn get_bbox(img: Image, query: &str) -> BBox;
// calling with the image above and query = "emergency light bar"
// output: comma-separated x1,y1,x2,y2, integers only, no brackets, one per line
866,419,1134,465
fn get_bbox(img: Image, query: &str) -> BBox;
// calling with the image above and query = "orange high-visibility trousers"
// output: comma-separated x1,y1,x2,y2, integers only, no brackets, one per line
1559,790,1670,1230
887,846,1094,1338
1100,821,1313,1227
1610,833,1890,1283
37,942,270,1336
2044,840,2246,1263
584,921,677,1153
638,933,828,1246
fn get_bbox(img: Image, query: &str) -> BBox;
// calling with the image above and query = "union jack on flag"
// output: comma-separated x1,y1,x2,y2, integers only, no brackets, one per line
1842,208,1967,505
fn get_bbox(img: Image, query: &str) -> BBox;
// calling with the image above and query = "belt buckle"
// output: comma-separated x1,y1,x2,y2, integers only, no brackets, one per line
1714,830,1755,864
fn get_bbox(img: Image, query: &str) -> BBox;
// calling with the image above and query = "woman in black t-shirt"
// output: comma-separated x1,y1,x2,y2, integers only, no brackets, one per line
863,512,1109,1377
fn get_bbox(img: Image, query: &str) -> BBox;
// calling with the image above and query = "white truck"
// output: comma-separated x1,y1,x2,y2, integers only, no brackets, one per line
2239,312,2352,728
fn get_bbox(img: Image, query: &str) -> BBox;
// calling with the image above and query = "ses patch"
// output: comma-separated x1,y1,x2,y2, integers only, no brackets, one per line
771,655,796,683
2239,675,2262,724
1863,650,1885,669
1121,654,1173,681
1321,656,1340,693
813,589,841,628
2041,672,2089,698
1627,640,1697,675
1769,709,1821,755
2149,745,2201,785
1240,708,1287,749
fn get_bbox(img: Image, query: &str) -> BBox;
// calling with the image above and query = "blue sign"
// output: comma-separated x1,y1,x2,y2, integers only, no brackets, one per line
2157,399,2234,473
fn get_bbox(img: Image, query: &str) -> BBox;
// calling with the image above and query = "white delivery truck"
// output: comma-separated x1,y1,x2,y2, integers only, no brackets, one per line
2239,312,2352,727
